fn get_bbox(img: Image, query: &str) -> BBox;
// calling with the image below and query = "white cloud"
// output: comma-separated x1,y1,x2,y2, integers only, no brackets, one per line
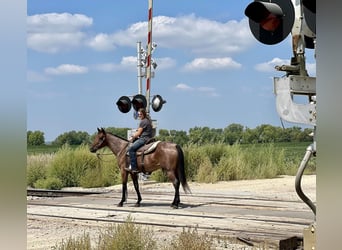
154,57,176,70
175,83,219,97
27,13,92,53
183,57,242,72
111,15,253,56
255,57,316,76
93,56,176,72
28,32,87,54
27,13,253,57
120,56,137,67
86,33,116,51
27,12,92,32
254,57,291,72
45,64,88,75
175,83,193,91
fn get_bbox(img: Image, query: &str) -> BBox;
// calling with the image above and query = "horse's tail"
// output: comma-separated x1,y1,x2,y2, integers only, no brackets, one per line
176,144,191,194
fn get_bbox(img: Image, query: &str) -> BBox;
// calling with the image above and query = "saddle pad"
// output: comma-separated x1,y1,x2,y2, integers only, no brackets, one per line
143,141,161,154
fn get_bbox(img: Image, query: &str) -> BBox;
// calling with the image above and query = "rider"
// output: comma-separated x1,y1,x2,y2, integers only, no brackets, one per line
125,108,153,173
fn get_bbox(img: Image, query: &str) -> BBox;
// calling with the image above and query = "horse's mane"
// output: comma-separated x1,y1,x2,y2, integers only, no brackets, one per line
106,132,129,142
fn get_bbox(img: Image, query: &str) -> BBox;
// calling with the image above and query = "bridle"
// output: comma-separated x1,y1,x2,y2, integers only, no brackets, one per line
91,135,106,152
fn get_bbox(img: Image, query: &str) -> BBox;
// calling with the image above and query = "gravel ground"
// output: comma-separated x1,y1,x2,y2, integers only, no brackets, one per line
27,175,316,249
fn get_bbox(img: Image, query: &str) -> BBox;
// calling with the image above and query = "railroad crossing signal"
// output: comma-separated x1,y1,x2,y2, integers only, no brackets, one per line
116,94,165,113
151,95,166,112
302,0,315,35
116,96,131,113
302,0,316,49
245,0,316,49
131,94,147,111
244,0,295,45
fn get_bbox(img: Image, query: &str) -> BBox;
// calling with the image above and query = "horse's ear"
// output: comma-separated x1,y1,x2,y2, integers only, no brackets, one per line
97,127,101,132
101,127,106,133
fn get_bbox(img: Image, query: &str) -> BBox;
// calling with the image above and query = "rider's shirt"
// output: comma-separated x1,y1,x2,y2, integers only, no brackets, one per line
139,118,153,141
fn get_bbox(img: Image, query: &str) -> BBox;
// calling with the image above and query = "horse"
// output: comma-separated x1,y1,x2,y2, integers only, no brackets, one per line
89,127,191,208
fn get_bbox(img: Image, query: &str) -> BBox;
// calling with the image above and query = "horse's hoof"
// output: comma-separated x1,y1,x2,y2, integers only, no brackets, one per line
117,203,123,207
171,204,178,209
134,203,141,207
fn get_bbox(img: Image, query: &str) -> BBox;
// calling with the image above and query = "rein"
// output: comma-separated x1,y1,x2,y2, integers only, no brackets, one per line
96,151,114,162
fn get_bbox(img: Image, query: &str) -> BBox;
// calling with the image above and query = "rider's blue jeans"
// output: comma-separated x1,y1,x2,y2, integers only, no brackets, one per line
128,138,146,170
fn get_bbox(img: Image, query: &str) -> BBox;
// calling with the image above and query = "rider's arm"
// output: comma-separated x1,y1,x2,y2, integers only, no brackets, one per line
132,127,143,139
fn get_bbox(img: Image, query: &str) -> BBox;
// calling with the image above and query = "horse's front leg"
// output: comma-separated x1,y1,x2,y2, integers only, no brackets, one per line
118,171,129,207
131,173,142,207
118,182,127,207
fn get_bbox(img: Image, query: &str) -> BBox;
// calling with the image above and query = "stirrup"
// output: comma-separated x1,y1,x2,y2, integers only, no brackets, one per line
125,165,139,173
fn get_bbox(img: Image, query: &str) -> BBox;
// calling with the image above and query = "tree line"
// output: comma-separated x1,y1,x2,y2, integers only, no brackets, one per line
27,123,313,147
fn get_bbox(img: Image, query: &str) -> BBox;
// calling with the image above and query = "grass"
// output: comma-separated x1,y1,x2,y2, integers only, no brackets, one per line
27,144,79,155
27,142,316,189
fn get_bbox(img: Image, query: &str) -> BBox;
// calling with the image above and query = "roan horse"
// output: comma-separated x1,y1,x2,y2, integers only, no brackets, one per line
90,128,191,208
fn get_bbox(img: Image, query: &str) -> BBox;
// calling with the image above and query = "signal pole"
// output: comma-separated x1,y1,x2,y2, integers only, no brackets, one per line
116,0,165,122
136,41,143,95
145,0,153,114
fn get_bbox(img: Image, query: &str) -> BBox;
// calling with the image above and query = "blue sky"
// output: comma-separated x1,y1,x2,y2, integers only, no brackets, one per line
27,0,316,141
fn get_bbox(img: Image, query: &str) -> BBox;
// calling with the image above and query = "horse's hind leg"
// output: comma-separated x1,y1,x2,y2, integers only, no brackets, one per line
131,173,142,207
171,177,181,209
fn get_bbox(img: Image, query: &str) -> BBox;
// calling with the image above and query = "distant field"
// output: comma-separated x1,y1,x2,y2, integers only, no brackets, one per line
27,144,80,155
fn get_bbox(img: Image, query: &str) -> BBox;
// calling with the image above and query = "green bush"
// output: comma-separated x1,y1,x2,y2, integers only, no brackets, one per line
166,227,213,250
79,160,119,188
34,176,63,190
96,215,156,250
48,144,98,187
27,144,122,189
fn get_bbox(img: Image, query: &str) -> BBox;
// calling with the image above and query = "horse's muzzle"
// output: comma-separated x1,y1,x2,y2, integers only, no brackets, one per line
89,146,97,153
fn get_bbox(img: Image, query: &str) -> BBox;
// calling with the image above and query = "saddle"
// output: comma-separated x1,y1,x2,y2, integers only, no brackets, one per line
126,139,161,172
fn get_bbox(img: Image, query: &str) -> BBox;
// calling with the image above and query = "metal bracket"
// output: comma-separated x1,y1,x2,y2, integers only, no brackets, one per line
273,75,316,126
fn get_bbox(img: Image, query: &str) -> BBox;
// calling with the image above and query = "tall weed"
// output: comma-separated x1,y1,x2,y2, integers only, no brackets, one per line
216,144,245,181
96,215,156,250
165,227,213,250
196,156,217,183
52,232,91,250
27,154,53,187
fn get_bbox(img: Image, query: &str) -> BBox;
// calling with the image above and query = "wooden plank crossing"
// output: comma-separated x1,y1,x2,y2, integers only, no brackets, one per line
27,175,316,249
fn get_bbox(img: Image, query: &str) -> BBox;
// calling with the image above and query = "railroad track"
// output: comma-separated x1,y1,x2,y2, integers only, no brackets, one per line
27,188,108,197
27,186,315,249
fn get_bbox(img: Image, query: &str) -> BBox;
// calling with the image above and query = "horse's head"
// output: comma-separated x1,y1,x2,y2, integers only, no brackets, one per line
89,127,107,153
